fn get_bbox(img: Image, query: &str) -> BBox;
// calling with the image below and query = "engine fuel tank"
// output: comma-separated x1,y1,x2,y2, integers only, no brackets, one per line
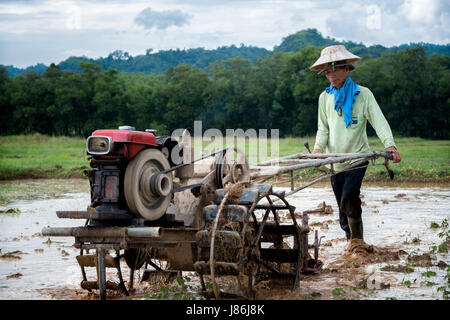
92,129,157,146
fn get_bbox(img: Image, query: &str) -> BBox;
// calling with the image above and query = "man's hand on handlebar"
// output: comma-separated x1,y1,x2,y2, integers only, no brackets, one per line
386,146,401,163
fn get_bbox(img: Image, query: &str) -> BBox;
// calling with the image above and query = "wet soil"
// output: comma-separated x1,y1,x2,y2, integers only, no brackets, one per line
0,250,26,260
0,179,449,300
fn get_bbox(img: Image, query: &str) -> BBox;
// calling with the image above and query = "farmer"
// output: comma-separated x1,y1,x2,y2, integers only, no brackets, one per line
310,45,401,245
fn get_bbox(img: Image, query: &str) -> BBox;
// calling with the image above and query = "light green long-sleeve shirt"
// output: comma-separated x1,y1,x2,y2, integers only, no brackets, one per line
313,84,396,170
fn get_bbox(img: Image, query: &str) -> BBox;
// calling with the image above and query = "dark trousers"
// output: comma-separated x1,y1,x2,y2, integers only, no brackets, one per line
330,162,368,238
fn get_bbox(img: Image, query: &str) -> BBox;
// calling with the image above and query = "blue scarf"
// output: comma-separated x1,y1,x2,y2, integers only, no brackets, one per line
325,77,360,128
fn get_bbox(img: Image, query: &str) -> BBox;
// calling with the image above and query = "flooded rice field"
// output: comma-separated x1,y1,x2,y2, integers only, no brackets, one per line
0,179,448,300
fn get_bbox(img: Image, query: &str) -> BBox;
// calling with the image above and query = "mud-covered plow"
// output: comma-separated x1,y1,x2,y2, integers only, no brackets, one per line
42,127,393,299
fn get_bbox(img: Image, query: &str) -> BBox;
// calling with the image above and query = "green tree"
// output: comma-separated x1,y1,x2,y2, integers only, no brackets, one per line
10,71,53,134
351,55,392,136
121,72,168,133
77,62,102,135
0,67,13,134
209,58,256,131
250,53,288,130
54,73,86,135
91,68,124,130
162,64,212,132
41,63,63,135
389,46,433,137
280,46,328,136
427,54,450,138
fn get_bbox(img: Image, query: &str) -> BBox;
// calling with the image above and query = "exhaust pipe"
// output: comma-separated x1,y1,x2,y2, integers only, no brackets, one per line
41,226,163,238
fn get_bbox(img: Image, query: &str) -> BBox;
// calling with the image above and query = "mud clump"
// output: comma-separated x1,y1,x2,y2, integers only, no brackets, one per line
365,272,395,290
310,220,332,230
328,241,402,270
321,240,332,247
253,284,298,300
303,202,333,216
403,237,421,245
381,264,414,273
345,239,374,255
436,260,448,269
407,253,433,267
6,273,23,279
0,250,25,260
253,280,271,291
317,202,333,214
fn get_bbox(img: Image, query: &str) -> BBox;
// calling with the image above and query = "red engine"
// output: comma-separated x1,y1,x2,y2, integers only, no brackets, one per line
85,126,179,226
89,127,157,160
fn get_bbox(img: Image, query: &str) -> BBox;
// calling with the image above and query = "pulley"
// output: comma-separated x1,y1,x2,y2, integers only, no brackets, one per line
124,148,173,220
215,147,250,189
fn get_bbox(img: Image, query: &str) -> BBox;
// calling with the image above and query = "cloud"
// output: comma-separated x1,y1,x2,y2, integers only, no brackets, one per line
0,0,448,67
134,7,192,30
324,0,450,46
400,0,439,24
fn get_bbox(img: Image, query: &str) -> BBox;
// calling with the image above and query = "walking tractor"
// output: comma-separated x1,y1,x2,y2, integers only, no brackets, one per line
42,126,394,299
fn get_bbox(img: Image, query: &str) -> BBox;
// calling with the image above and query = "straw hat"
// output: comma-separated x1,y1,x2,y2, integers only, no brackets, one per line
310,45,361,73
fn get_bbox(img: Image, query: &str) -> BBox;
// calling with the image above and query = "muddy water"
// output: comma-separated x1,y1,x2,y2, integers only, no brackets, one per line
0,179,448,300
0,180,90,299
281,185,449,300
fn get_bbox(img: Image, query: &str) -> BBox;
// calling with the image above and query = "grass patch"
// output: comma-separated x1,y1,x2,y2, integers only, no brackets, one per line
401,278,412,288
430,222,440,229
0,207,20,214
332,287,345,296
421,271,437,277
275,136,450,183
0,134,88,180
143,276,197,300
0,134,449,183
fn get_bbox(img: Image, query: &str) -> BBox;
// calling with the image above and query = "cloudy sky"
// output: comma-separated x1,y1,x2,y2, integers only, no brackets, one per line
0,0,449,68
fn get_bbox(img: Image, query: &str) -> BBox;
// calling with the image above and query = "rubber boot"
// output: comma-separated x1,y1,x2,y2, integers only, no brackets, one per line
345,230,351,240
347,217,363,240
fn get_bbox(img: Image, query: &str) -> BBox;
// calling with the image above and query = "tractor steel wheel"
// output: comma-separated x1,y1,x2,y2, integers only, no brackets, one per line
246,191,302,293
207,190,302,299
124,148,172,220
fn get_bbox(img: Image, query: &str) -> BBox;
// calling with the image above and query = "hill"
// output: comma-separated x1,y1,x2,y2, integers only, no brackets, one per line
274,29,450,58
4,63,48,77
57,45,271,74
3,28,449,76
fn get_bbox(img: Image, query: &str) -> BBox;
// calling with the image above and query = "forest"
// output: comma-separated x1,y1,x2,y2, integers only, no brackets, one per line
4,29,449,76
0,43,449,139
